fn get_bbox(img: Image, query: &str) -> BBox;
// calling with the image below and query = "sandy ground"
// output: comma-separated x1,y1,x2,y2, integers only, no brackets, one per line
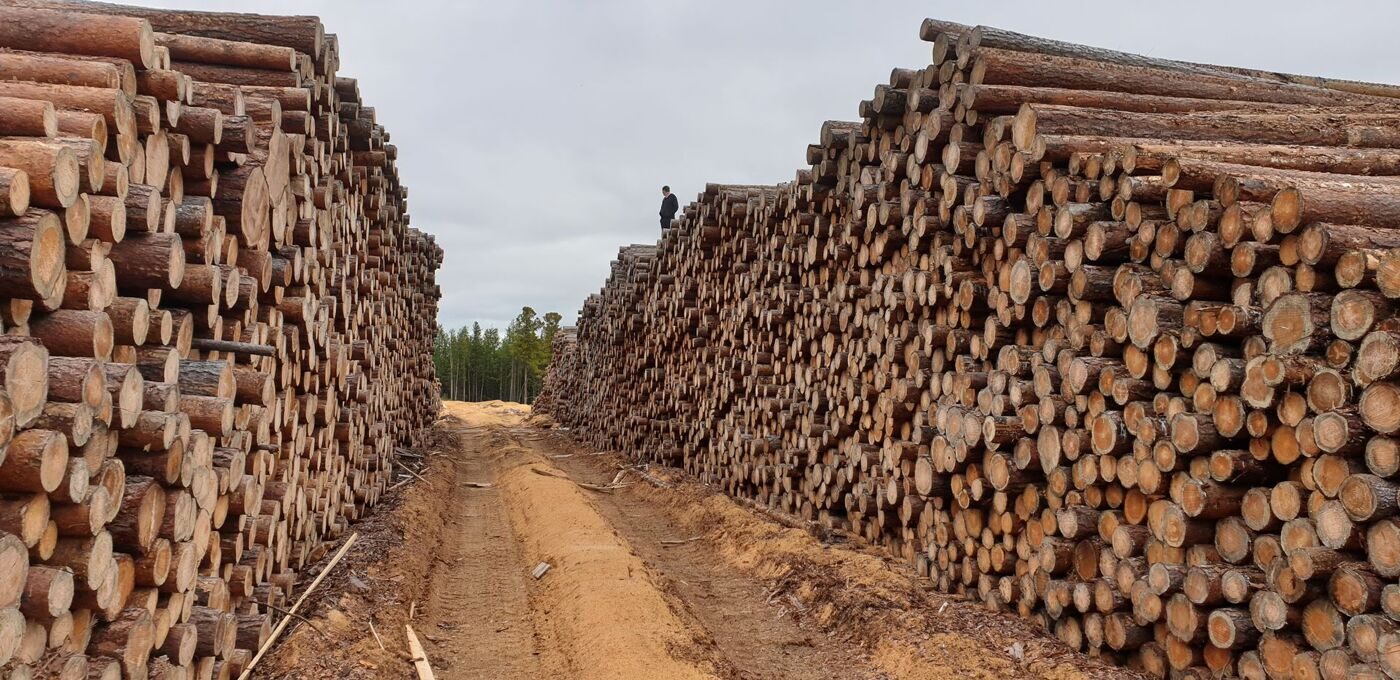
261,401,1142,680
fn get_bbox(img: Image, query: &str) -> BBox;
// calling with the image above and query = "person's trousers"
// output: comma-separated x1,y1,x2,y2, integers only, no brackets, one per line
661,218,672,229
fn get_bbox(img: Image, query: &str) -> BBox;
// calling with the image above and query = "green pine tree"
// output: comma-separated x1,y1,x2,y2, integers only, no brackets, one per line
432,307,561,404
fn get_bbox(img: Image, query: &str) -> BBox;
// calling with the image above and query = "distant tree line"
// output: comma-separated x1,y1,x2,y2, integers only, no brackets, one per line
433,306,562,403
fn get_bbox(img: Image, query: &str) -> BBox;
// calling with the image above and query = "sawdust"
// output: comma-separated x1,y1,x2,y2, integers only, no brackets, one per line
492,433,720,680
608,459,1143,680
441,399,530,427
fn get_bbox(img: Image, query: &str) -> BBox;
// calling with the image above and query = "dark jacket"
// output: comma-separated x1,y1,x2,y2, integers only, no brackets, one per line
660,193,679,220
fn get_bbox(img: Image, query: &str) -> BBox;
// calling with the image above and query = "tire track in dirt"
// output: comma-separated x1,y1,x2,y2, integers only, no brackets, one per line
430,403,721,679
427,408,887,679
415,420,548,679
529,428,886,680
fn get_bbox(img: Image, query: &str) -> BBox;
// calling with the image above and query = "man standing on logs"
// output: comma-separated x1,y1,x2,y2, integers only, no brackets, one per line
660,185,678,229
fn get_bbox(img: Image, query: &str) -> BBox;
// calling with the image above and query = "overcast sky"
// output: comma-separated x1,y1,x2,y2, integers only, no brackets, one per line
138,0,1400,330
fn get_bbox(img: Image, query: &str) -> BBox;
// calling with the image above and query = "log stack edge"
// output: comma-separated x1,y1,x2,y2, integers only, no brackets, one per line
0,0,443,678
538,18,1400,680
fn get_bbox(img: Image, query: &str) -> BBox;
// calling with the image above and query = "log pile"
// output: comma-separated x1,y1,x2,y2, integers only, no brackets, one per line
539,19,1400,679
0,1,442,677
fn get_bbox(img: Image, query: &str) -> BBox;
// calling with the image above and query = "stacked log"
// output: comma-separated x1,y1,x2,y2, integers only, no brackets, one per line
539,19,1400,679
0,1,443,677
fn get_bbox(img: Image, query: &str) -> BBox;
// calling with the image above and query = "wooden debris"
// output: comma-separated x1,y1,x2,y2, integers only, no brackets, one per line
368,618,386,652
240,533,360,679
404,624,435,680
660,537,702,546
530,466,624,493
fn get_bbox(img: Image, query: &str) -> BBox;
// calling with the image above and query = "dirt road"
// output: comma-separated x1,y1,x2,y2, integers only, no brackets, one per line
411,403,878,679
264,402,1139,680
414,419,544,678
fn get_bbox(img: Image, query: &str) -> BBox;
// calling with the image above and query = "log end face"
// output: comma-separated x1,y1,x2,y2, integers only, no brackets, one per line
1300,599,1345,652
52,148,80,209
38,432,68,495
1369,519,1400,578
1159,159,1180,189
1314,502,1355,551
1271,187,1302,234
93,313,114,361
0,169,31,218
1126,298,1158,349
1333,291,1378,341
29,211,65,306
1158,504,1189,548
1206,610,1236,649
1169,413,1200,453
1358,331,1400,386
1361,382,1400,435
1010,104,1035,152
1378,252,1400,299
1263,294,1314,354
166,236,186,290
4,342,48,428
1312,411,1349,454
119,368,144,424
135,20,157,70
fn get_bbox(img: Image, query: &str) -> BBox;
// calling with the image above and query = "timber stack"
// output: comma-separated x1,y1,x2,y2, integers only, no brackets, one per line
540,18,1400,679
0,0,443,678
